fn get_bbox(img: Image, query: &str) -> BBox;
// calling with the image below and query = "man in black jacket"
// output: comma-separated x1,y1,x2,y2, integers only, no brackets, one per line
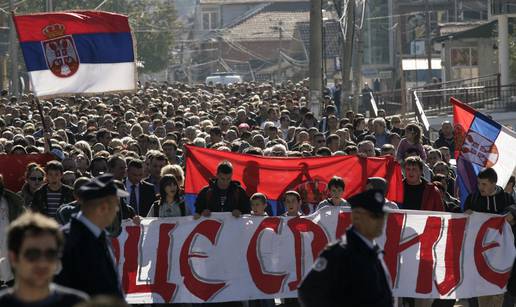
125,159,156,216
298,189,393,307
55,174,129,299
194,161,251,218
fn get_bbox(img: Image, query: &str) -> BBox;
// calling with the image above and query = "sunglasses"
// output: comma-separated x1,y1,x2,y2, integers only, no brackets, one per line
22,248,60,262
29,177,44,182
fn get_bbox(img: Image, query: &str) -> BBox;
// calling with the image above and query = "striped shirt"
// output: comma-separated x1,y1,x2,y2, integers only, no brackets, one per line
46,190,62,218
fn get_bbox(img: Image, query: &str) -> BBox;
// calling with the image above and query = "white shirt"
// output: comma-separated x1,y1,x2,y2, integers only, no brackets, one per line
0,197,12,282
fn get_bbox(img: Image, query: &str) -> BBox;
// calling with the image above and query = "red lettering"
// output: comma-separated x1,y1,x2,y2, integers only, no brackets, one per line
122,224,177,302
436,218,467,295
383,214,442,293
247,217,288,294
179,220,226,301
287,217,329,291
335,211,351,238
474,216,511,288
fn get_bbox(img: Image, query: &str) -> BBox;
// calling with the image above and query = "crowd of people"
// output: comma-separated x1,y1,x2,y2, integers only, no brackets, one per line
0,80,515,307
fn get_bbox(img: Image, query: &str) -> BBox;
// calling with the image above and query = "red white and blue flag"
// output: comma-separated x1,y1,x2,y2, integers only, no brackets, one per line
13,11,137,97
184,145,404,215
452,97,516,204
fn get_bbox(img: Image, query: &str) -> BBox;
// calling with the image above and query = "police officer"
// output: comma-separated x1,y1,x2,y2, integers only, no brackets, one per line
55,174,128,299
298,189,393,307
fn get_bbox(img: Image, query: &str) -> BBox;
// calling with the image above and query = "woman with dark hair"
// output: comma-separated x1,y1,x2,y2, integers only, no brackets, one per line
147,174,189,217
17,163,45,207
396,123,427,162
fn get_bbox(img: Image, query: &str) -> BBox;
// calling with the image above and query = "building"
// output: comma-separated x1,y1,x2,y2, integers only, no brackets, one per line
184,0,339,83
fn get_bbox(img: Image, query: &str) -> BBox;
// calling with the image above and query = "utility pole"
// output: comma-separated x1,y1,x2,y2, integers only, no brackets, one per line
498,14,510,86
340,0,355,115
352,21,363,113
425,0,432,83
394,1,407,122
46,0,53,11
309,0,323,119
8,0,19,96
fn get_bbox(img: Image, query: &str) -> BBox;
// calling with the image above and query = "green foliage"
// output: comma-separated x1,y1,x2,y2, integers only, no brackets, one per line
16,0,179,73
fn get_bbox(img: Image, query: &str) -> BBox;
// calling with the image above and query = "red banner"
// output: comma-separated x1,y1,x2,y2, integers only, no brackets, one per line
0,154,54,192
184,145,403,209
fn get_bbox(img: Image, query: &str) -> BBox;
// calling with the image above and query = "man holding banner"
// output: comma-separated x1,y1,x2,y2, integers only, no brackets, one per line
194,161,251,219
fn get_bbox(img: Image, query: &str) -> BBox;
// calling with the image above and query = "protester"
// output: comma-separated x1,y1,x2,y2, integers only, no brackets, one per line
125,158,156,216
0,212,88,307
464,168,516,307
250,193,268,216
316,176,348,210
55,177,90,225
194,160,251,218
147,174,189,217
396,123,427,162
18,163,45,208
30,161,74,219
298,189,393,307
402,156,444,212
0,174,26,284
55,174,128,298
283,191,303,217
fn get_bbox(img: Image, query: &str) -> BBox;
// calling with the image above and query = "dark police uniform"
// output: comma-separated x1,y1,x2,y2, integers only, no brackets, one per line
55,174,128,299
298,189,394,307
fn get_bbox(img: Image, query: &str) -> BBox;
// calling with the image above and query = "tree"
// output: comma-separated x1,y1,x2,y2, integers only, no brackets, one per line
15,0,179,73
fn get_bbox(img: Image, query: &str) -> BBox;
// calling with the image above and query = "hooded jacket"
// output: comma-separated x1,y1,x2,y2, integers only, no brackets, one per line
194,179,251,214
464,186,515,214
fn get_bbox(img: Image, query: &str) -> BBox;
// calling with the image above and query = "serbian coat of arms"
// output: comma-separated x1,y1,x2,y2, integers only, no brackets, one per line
456,125,499,168
41,23,79,78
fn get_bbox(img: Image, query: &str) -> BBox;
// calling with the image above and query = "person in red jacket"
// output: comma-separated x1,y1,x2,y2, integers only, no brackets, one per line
402,156,444,212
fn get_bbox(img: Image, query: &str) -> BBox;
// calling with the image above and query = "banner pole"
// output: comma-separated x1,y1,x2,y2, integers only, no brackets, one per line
34,97,52,152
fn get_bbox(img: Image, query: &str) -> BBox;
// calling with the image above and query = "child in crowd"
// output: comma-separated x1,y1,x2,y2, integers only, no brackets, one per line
316,176,349,210
283,191,302,217
250,192,269,216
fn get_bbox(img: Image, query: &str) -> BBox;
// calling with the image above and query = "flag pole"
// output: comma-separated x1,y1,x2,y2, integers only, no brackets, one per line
34,97,52,153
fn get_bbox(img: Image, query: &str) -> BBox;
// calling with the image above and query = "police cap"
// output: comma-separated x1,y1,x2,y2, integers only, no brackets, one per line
348,189,389,215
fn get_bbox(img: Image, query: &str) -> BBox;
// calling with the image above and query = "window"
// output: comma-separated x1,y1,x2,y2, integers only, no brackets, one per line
450,47,479,80
202,10,219,30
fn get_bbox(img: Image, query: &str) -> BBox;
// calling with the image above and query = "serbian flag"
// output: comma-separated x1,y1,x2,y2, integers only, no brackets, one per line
452,97,516,204
184,145,404,215
0,154,53,192
13,11,136,97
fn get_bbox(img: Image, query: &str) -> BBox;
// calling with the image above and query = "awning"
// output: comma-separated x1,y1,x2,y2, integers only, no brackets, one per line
433,20,497,43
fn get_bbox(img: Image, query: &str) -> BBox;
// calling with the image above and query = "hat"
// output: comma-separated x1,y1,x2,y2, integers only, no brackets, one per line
78,174,129,202
347,189,389,215
367,177,387,195
238,123,250,129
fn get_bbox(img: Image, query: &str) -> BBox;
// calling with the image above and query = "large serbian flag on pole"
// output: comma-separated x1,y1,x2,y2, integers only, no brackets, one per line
452,97,516,204
184,145,404,215
13,11,137,97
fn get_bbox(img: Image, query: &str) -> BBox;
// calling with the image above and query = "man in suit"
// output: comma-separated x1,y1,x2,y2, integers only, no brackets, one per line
298,189,394,307
55,174,129,299
125,159,156,216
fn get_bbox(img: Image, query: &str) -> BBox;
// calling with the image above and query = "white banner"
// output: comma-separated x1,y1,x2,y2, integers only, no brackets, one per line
112,208,516,304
